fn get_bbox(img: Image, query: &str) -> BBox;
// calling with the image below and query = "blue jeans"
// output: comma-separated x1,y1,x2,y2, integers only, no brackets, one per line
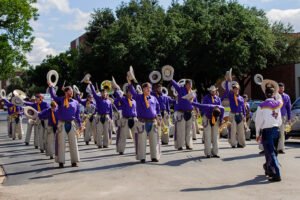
262,127,280,177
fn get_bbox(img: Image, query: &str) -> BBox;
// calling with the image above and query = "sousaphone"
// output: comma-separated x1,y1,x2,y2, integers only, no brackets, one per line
101,80,113,95
149,71,161,84
47,70,59,87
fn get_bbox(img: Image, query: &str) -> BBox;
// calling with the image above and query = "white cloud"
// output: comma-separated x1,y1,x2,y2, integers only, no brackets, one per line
64,8,90,31
35,0,71,13
267,8,300,32
26,37,57,66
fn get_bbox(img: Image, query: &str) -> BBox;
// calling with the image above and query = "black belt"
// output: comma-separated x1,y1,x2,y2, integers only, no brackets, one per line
138,118,156,123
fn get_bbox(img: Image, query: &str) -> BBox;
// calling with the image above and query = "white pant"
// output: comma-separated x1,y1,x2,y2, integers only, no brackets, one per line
7,117,12,138
203,116,219,156
192,112,198,139
116,118,137,153
95,115,112,147
25,119,35,144
38,120,48,151
278,116,287,151
84,117,96,143
228,113,246,147
11,117,23,140
174,111,193,149
134,120,160,161
56,121,80,164
161,112,170,144
46,126,56,157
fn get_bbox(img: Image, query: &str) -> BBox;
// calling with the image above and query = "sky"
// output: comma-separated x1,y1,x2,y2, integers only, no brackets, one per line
27,0,300,66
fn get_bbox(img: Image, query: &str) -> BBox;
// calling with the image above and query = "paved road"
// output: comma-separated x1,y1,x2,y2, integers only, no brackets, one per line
0,122,299,200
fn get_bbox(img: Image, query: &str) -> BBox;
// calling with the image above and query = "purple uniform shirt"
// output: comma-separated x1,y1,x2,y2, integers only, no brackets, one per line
114,90,137,118
49,87,81,127
171,80,197,111
223,81,246,116
151,92,171,114
2,99,22,116
280,92,291,120
202,94,221,117
192,102,224,123
90,84,113,118
24,101,50,120
129,84,160,119
38,108,59,127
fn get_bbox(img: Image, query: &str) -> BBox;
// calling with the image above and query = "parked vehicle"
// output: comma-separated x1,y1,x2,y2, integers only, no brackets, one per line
286,97,300,139
249,100,263,139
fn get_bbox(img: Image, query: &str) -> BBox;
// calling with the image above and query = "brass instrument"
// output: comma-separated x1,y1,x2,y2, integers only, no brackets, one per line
285,116,299,133
101,80,113,95
219,116,231,134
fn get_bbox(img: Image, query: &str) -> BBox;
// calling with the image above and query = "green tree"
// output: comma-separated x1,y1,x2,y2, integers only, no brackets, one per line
0,0,38,79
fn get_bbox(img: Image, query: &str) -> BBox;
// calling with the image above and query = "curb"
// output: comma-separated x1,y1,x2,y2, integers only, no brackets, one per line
0,165,6,184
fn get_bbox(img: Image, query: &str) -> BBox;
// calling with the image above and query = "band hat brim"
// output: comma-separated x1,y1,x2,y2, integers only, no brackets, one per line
128,66,138,83
161,87,169,96
73,85,80,94
13,89,27,99
231,81,240,89
122,83,129,94
0,89,6,99
24,106,38,120
47,70,59,86
261,79,279,94
112,76,121,90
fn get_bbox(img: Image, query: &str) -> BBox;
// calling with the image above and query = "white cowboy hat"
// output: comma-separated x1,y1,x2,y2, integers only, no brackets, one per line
171,86,178,96
231,81,240,89
254,74,264,86
24,106,38,120
122,83,129,94
47,70,59,87
161,65,174,81
0,89,6,99
73,85,80,95
225,68,232,81
136,85,143,94
127,66,138,83
112,76,121,90
13,89,27,100
81,73,91,83
11,96,24,107
161,87,169,96
182,90,196,101
261,79,279,94
86,84,92,95
207,85,218,91
149,71,162,84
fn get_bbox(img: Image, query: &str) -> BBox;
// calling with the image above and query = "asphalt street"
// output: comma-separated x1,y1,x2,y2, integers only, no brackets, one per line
0,122,299,200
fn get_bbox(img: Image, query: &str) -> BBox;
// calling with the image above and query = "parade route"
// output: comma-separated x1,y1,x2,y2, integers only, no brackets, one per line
0,122,300,200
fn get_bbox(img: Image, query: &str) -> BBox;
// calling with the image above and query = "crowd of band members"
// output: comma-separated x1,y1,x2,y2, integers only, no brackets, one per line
0,73,291,181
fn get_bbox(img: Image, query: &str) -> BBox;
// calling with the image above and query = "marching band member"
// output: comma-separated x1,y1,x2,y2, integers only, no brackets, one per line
24,94,50,152
255,81,282,182
192,102,224,158
38,101,58,159
277,83,291,154
114,86,137,155
170,79,197,150
88,82,113,148
201,85,222,157
1,97,23,140
49,85,82,168
152,84,171,145
75,93,97,145
128,80,161,163
243,94,251,141
223,80,246,148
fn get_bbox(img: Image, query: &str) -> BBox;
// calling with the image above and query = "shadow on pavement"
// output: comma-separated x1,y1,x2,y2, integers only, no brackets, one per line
180,175,270,192
162,155,202,166
222,153,261,162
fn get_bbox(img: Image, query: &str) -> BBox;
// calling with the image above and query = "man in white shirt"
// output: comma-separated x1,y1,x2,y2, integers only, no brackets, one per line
255,80,282,182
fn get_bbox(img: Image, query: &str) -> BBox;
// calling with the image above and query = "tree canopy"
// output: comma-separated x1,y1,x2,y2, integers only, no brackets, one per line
28,0,300,96
0,0,38,79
